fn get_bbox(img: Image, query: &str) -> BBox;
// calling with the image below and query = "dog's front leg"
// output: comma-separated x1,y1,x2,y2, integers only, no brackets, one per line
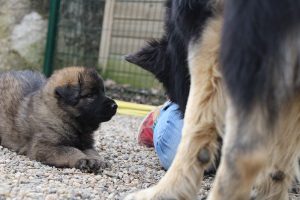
125,17,224,200
125,100,221,199
29,144,110,173
83,148,112,169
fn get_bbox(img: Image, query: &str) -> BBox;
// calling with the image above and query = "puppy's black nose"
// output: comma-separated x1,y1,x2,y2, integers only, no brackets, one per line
111,103,118,111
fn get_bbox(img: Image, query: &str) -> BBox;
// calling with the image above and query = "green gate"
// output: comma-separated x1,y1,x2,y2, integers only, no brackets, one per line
43,0,165,91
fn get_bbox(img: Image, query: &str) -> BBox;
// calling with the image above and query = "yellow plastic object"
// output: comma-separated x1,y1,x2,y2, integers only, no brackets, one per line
115,100,157,117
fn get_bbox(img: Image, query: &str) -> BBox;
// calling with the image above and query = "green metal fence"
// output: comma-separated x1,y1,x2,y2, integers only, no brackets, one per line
43,0,61,77
44,0,165,94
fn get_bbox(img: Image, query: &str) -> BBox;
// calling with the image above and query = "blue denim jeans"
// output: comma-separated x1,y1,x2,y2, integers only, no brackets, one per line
153,101,183,170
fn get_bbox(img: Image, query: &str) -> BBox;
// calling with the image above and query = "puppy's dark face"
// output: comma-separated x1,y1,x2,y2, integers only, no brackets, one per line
54,68,117,132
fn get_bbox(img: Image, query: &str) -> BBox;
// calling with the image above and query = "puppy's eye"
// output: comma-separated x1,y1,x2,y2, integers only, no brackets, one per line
81,93,95,99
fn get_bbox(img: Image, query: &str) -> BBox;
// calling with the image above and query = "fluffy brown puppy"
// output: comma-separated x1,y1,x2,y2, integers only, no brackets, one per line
0,67,117,173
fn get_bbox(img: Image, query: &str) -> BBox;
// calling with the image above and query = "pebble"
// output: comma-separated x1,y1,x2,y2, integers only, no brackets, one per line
45,194,58,200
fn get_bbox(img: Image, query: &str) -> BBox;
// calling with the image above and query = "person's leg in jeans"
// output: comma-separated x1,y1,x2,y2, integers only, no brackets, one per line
153,101,183,170
138,101,219,172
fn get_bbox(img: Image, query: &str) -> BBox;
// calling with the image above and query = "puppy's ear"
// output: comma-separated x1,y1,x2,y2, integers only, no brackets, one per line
80,67,102,85
125,38,167,76
83,67,99,78
55,85,80,106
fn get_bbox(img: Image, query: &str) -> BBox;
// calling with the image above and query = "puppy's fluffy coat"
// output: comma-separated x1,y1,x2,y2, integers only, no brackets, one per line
0,67,117,172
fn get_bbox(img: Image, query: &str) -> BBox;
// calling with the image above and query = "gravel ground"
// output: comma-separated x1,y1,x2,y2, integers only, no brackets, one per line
0,115,299,200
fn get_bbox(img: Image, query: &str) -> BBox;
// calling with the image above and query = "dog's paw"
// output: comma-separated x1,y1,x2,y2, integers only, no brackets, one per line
75,158,110,173
124,187,179,200
124,189,155,200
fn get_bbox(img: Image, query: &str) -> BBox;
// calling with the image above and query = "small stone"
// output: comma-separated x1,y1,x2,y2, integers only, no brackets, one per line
45,194,58,200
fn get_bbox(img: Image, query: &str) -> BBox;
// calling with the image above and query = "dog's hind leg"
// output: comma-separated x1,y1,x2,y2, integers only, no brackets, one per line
208,100,272,200
209,98,300,200
207,0,300,199
252,100,300,200
253,168,296,200
125,16,224,200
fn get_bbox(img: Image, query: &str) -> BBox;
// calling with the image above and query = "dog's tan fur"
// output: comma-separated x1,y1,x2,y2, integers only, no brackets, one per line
126,15,225,200
125,5,300,200
209,95,300,200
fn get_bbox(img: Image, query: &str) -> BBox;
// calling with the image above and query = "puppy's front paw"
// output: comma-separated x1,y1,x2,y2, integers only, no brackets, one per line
75,158,110,173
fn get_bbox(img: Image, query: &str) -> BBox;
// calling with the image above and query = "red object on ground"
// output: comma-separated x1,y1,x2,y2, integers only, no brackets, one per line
137,110,157,147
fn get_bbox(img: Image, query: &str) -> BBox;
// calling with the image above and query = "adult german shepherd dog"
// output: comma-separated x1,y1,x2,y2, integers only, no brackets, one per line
126,0,300,199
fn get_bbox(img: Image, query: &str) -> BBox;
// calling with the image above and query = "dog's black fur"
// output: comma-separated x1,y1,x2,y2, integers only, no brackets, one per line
222,0,300,122
126,0,213,115
126,0,222,174
125,1,300,199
